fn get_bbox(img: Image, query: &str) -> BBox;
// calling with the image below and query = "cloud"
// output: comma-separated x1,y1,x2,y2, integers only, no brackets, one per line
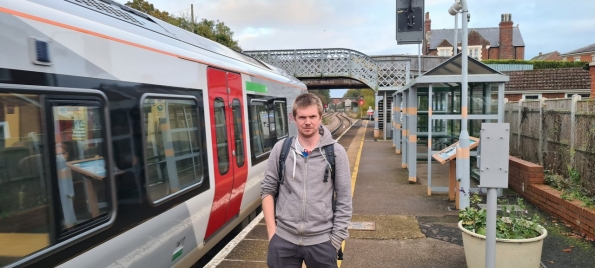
114,0,595,59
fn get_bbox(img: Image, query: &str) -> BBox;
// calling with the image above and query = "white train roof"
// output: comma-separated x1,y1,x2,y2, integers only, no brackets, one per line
7,0,305,89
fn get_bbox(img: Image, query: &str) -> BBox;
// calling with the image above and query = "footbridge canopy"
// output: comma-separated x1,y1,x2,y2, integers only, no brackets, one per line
243,48,411,91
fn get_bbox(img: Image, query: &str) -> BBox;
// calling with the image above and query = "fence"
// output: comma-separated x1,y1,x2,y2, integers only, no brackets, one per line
505,96,595,194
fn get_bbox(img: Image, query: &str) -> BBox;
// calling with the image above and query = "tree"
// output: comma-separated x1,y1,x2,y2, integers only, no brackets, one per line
125,0,241,51
343,89,362,98
309,89,331,109
344,88,374,108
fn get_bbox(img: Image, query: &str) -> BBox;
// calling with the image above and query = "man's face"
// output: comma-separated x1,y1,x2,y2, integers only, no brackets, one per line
295,105,321,139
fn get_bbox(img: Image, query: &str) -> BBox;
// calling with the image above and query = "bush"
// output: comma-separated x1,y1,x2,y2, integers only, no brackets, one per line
544,168,595,208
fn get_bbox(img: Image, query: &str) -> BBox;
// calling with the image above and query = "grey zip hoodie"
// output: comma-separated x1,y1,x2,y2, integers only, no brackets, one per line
261,125,352,250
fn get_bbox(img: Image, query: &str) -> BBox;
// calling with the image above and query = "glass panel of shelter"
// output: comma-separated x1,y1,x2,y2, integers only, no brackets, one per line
415,83,501,180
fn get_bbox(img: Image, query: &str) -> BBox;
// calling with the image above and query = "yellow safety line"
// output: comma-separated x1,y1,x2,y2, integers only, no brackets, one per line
338,120,367,267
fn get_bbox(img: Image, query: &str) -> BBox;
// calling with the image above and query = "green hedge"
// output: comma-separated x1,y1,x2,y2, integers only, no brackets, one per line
482,59,589,69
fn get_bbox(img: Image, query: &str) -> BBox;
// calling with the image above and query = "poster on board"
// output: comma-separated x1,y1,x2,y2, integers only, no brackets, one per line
432,137,480,164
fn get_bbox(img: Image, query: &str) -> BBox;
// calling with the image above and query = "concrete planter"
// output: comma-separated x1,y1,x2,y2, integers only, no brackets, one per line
458,220,547,268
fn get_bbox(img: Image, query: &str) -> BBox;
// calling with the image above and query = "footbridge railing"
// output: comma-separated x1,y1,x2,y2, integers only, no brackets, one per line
244,48,410,91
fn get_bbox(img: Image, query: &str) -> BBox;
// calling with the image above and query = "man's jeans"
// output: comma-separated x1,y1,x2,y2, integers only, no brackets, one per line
267,234,338,268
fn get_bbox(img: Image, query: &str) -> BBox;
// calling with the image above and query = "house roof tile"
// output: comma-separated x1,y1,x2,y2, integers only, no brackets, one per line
562,42,595,56
530,51,558,61
503,68,590,91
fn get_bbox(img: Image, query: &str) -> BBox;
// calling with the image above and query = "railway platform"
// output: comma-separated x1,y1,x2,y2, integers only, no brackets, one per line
202,120,595,268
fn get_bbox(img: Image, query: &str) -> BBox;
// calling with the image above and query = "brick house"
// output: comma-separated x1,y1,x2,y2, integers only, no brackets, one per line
423,13,525,60
530,51,562,61
561,43,595,62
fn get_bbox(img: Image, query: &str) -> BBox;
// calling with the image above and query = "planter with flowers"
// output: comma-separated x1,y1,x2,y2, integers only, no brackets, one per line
458,192,548,268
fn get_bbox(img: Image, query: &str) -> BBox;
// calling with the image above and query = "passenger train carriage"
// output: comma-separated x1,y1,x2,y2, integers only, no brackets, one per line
0,0,305,267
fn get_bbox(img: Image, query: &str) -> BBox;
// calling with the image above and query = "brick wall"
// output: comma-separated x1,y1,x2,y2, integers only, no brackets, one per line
515,46,525,60
542,93,565,99
509,156,595,240
488,47,499,60
505,94,522,101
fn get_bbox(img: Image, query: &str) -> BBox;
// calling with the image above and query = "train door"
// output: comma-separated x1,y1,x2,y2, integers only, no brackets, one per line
205,68,248,239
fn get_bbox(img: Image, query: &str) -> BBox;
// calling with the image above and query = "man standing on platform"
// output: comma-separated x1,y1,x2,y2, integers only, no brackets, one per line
261,93,352,268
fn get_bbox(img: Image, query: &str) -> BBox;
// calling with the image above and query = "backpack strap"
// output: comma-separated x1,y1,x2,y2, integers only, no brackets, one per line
323,144,335,183
277,136,294,187
275,136,294,216
323,143,344,260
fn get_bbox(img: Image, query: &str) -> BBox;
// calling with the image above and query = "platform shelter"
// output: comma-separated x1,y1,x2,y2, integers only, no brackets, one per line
392,54,510,195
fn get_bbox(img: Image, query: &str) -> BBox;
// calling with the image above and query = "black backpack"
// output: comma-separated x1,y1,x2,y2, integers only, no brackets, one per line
274,136,344,260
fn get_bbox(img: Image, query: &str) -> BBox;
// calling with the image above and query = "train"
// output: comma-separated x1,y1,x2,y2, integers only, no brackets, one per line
0,0,305,267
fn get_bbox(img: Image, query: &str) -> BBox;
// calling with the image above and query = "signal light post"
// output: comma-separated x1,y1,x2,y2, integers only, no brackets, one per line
359,97,364,118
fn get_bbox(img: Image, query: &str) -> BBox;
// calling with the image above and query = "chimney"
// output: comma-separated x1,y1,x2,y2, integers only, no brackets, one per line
499,13,514,59
423,12,431,55
425,12,431,33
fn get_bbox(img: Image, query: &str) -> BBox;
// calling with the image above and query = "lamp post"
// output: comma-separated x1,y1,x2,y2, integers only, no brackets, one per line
448,0,470,211
450,2,497,268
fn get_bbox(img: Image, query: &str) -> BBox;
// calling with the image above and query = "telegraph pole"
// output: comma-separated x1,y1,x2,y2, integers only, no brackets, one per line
190,4,194,33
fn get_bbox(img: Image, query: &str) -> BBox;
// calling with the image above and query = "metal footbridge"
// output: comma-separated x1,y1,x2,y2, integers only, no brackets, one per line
244,48,411,91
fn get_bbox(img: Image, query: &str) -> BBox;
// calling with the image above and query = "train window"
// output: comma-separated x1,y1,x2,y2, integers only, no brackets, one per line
143,98,204,203
231,99,245,167
50,102,109,230
0,94,51,266
248,100,272,158
274,101,288,138
214,98,230,175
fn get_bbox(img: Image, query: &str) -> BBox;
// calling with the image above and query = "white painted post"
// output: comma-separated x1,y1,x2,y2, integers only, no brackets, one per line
428,84,433,195
538,98,546,165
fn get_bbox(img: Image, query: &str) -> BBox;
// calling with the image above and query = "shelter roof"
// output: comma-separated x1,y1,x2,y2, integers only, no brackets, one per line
404,53,509,89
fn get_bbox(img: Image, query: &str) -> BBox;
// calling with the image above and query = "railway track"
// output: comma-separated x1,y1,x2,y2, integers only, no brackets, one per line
331,112,353,138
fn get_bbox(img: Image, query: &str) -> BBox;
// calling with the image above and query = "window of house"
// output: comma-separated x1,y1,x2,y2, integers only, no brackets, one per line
143,97,204,203
574,57,581,62
566,93,590,98
469,48,480,60
592,55,595,62
438,49,451,57
523,94,541,100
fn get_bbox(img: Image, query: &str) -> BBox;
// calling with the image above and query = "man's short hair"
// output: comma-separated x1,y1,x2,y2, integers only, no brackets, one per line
292,93,323,117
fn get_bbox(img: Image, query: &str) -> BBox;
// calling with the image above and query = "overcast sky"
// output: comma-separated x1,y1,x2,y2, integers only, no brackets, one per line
114,0,595,97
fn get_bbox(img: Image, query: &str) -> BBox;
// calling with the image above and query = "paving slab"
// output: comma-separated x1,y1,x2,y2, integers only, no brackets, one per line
340,238,466,268
349,215,425,240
